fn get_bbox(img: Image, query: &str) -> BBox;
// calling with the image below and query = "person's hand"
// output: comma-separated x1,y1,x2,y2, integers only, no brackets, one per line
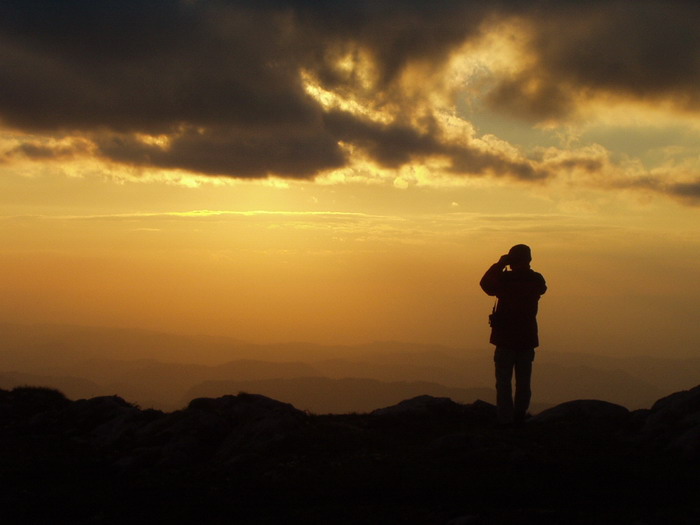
497,254,511,267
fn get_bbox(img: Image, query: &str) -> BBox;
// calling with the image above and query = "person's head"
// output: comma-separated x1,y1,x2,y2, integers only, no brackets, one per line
508,244,532,269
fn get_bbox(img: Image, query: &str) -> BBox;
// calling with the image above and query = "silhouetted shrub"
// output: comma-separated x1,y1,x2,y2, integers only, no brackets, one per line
2,386,70,418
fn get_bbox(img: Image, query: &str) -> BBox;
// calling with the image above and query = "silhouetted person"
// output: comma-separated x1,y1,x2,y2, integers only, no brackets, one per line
480,244,546,426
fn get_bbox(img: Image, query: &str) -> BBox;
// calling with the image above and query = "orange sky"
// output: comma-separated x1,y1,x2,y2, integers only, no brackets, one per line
1,1,700,358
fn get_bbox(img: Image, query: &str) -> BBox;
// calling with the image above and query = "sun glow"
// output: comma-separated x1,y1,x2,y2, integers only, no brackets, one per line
1,0,700,357
135,133,172,150
301,69,393,125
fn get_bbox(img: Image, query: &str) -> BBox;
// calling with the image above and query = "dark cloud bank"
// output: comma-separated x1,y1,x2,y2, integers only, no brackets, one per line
1,0,699,181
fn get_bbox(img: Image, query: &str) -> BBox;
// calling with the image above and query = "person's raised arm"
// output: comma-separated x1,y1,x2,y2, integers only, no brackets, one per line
480,254,510,296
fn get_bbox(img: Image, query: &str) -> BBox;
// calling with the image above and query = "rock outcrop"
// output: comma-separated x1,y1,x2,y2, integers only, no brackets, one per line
1,386,699,524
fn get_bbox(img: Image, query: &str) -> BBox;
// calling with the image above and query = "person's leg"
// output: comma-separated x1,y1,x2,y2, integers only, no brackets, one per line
513,348,535,423
494,347,515,424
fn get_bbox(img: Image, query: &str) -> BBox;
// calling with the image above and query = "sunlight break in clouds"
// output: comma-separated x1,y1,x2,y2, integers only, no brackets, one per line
1,1,700,355
0,1,699,199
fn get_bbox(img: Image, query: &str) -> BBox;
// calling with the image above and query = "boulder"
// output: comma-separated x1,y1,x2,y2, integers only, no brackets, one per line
133,393,308,467
531,399,629,425
371,395,462,417
650,384,700,414
639,385,700,458
0,386,70,422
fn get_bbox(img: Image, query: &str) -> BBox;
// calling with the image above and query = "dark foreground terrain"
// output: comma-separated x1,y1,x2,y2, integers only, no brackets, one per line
2,385,700,525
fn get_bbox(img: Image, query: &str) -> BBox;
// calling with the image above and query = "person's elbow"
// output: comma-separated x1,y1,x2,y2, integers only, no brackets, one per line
480,282,497,296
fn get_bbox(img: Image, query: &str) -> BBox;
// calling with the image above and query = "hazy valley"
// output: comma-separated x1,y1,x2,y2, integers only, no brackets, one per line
2,323,697,413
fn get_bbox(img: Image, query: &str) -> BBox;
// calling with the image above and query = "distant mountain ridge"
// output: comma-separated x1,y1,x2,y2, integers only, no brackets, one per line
185,376,495,414
1,322,697,412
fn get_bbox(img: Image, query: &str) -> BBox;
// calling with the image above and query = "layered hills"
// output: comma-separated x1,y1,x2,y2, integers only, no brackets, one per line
3,323,699,412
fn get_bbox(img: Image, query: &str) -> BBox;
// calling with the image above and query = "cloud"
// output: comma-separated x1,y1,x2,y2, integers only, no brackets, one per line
0,138,91,162
323,110,547,180
0,0,489,178
668,181,700,200
1,209,408,229
94,125,346,179
602,171,700,206
489,0,700,121
0,1,698,182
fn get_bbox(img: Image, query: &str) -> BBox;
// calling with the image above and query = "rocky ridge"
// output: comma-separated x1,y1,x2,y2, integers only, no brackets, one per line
1,385,700,524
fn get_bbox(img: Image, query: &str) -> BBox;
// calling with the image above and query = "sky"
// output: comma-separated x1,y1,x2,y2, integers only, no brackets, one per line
1,0,700,357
